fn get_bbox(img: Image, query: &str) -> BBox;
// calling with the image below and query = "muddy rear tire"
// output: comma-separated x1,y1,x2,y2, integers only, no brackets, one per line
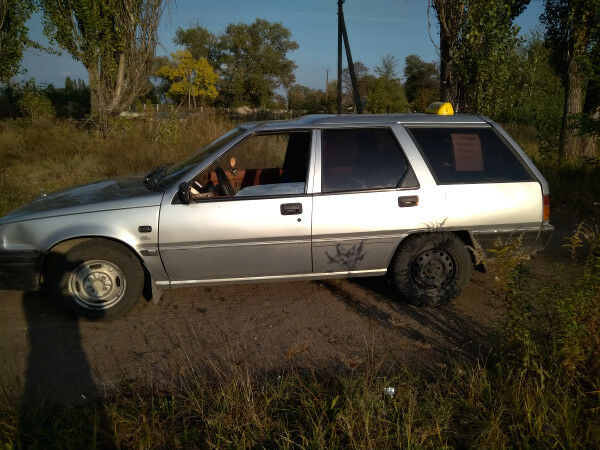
389,233,472,306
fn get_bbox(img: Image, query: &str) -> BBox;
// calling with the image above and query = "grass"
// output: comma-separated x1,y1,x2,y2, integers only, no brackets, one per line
0,116,598,447
2,351,599,447
502,122,600,210
0,113,235,215
536,159,600,209
0,117,598,216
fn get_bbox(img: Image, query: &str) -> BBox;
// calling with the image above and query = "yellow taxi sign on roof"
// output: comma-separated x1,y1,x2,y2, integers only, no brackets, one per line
425,102,454,115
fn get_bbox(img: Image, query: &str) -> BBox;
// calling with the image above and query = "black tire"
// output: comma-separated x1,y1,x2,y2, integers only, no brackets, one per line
48,239,144,320
389,233,472,306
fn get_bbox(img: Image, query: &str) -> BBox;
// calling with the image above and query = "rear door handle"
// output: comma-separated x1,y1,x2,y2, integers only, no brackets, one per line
280,203,302,215
398,195,418,207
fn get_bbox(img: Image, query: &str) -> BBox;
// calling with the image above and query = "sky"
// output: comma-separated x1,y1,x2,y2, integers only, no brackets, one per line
19,0,545,90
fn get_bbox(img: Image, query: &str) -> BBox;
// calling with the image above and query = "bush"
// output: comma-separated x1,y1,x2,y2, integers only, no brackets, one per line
17,90,55,123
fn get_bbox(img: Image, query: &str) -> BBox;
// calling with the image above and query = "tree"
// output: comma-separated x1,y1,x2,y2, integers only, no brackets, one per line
156,49,218,108
366,55,409,113
342,60,369,97
429,0,466,105
0,0,35,82
404,54,439,111
429,0,530,108
289,84,320,112
542,0,600,158
40,0,167,119
174,24,219,65
175,19,298,108
375,54,399,79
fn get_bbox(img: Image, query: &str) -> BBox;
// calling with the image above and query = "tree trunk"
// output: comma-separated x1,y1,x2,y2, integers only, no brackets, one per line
440,32,451,102
108,53,126,113
564,60,586,160
87,67,100,115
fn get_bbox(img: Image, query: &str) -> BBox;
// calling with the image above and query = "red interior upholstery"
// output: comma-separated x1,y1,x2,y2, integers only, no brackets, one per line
207,168,284,191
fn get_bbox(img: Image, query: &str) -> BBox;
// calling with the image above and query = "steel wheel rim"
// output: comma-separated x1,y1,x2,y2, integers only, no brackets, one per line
67,259,126,310
410,248,456,290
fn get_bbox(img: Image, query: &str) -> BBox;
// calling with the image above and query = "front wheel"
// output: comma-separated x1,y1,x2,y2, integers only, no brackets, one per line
389,233,472,306
48,239,144,320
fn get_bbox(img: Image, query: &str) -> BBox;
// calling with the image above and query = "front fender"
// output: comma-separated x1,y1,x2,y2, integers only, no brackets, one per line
0,206,168,282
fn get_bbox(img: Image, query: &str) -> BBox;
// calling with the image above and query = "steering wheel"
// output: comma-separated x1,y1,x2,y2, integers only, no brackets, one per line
215,166,235,196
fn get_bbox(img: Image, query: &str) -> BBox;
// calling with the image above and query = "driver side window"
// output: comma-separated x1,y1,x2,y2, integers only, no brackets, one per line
191,131,312,200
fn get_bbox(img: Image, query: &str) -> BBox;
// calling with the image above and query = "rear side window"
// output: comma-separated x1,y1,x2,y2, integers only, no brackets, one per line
408,127,531,184
321,128,409,192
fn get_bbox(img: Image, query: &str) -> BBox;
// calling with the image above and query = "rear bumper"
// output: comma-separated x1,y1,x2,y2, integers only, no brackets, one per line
0,250,46,291
471,223,554,258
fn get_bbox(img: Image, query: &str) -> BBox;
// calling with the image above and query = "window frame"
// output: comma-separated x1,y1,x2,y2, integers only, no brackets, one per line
404,124,535,186
181,128,316,203
316,126,419,196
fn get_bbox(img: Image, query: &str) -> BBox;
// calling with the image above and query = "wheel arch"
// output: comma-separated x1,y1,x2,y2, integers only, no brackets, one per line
387,230,485,272
41,236,152,290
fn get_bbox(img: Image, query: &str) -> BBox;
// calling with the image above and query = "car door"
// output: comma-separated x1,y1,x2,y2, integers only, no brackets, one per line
311,125,443,275
158,130,316,284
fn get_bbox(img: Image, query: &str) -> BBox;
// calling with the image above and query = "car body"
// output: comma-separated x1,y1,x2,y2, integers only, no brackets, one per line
0,112,554,318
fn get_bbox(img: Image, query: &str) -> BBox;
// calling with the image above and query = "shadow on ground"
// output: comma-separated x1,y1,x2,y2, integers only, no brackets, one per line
16,291,114,446
319,276,490,361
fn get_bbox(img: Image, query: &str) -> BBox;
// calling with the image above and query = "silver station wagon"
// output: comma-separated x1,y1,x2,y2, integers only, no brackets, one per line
0,106,554,319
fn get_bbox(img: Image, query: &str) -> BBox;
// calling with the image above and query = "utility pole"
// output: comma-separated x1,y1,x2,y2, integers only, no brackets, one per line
337,0,343,114
337,0,363,114
325,68,330,101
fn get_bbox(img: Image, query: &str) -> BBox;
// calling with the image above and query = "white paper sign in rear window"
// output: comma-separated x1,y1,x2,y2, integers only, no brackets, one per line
451,133,483,171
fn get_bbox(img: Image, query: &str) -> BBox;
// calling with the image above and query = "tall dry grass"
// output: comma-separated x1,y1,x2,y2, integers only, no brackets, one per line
1,117,598,215
0,114,235,215
502,122,600,209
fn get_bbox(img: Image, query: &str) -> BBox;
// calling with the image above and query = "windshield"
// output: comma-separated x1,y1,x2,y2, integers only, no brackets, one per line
157,127,245,189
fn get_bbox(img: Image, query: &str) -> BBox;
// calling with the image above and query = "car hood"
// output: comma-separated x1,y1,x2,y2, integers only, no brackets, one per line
0,176,164,225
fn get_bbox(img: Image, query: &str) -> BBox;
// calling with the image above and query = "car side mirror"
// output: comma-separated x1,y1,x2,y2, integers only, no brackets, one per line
178,182,192,204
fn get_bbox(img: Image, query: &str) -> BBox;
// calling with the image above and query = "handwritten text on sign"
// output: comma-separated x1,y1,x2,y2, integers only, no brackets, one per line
451,133,483,171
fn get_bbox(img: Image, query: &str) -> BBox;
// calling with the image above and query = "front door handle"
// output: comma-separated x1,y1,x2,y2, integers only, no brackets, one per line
281,203,302,215
398,195,419,207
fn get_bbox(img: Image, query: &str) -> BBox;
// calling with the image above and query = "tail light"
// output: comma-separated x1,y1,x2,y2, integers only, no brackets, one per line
543,194,550,222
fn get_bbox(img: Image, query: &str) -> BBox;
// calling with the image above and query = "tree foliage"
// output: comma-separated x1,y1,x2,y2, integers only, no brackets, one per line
39,0,167,118
18,85,55,122
156,50,218,107
342,61,369,97
366,55,409,113
403,54,439,111
429,0,530,111
174,19,298,108
0,0,36,82
174,24,219,64
542,0,600,158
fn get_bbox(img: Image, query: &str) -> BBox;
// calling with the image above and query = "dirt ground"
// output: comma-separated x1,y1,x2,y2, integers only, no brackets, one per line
0,211,591,404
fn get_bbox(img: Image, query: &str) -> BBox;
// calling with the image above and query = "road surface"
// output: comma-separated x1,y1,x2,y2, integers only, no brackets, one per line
0,211,588,403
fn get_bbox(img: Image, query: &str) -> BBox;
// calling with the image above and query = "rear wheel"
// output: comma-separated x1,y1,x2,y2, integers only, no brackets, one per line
389,233,472,306
49,239,144,320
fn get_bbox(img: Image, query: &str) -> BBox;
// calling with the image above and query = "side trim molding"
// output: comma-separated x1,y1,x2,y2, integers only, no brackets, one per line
156,268,387,288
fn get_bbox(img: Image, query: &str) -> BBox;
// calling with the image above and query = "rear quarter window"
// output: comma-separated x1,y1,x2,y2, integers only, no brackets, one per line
408,127,531,184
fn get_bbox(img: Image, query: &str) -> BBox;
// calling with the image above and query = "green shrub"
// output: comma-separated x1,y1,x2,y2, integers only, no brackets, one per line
17,90,55,123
